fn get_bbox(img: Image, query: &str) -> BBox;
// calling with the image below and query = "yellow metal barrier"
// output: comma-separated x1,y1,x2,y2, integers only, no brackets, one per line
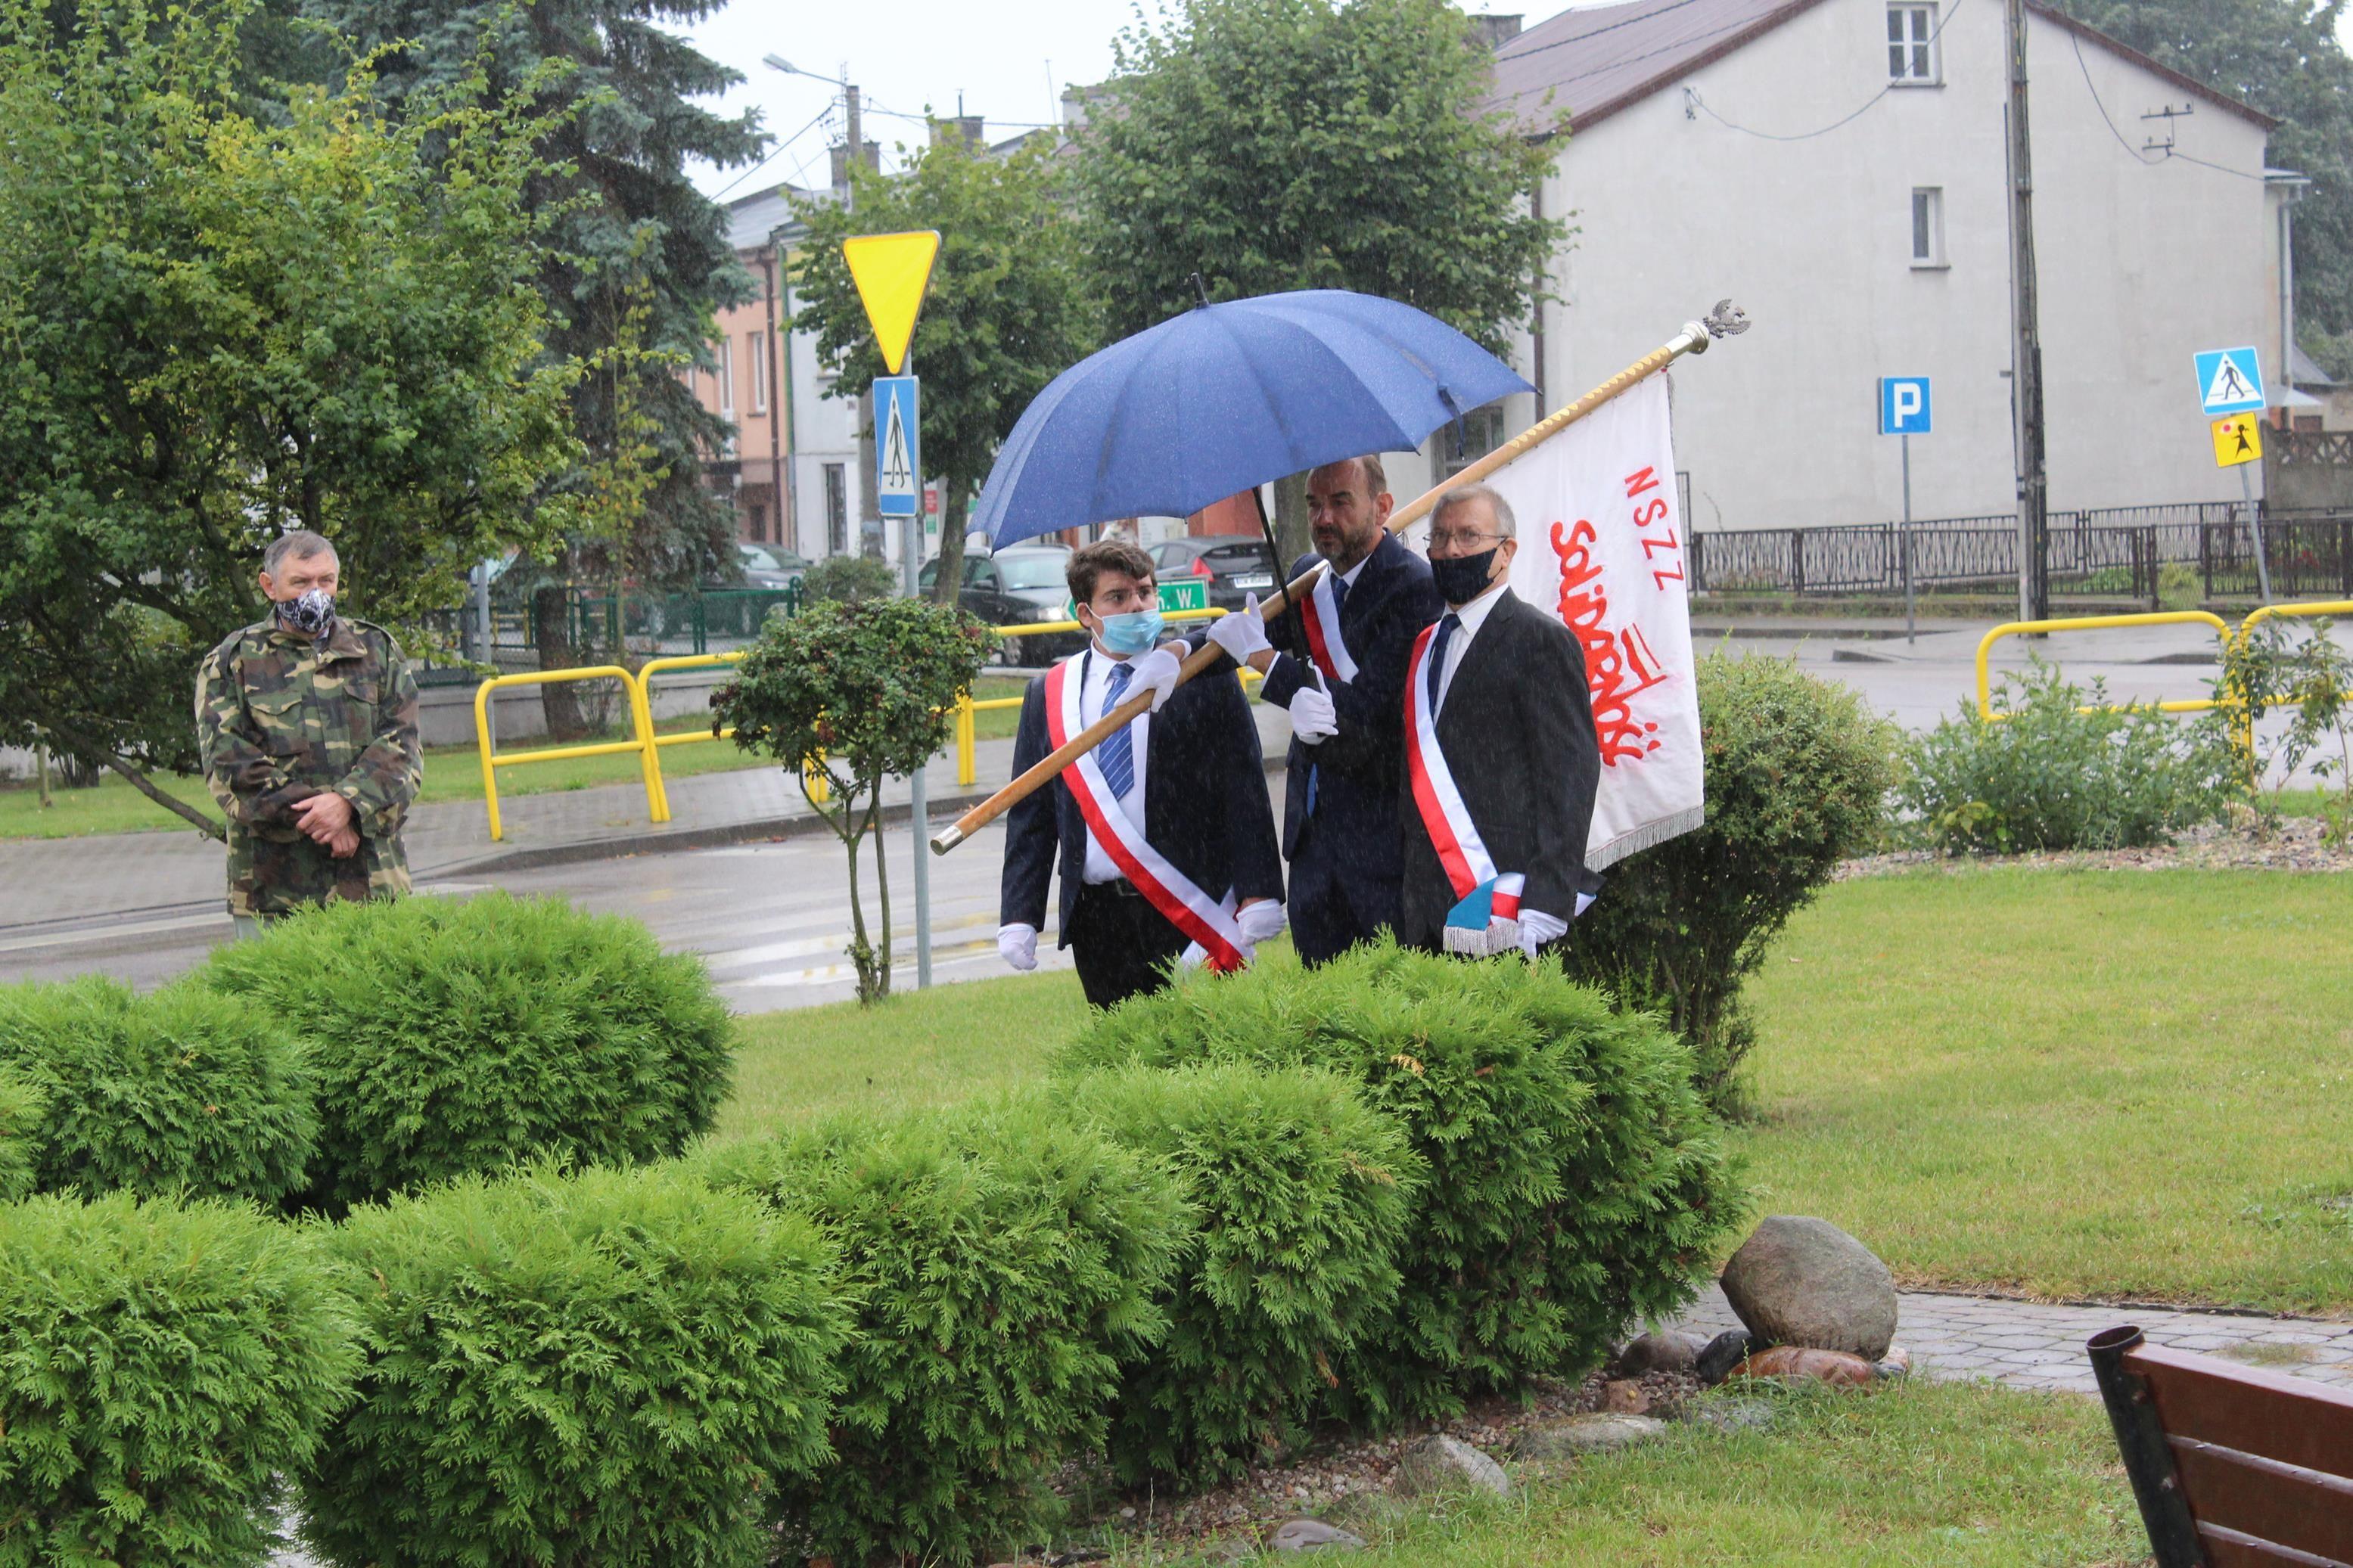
635,650,833,805
2240,600,2353,641
472,666,662,842
1974,611,2233,720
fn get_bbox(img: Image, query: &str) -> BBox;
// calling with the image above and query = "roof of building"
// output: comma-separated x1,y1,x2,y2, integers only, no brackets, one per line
724,184,828,252
2292,344,2342,389
1487,0,2277,138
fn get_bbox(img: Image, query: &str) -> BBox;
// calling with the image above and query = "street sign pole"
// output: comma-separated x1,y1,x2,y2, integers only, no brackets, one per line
906,348,932,989
2242,464,2271,604
1901,432,1915,644
1880,377,1929,642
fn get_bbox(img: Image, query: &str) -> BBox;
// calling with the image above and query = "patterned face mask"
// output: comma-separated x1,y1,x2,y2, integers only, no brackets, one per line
275,587,336,637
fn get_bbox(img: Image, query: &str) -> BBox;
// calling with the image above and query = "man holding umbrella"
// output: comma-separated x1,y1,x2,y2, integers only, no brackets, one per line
1195,456,1443,964
997,541,1288,1006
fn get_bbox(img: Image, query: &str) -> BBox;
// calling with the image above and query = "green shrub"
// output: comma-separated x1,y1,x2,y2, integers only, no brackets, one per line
1899,657,2238,856
304,1161,847,1568
0,1063,42,1201
1058,941,1742,1424
798,551,899,605
1065,1061,1422,1485
2158,560,2201,611
197,893,731,1209
0,1191,358,1566
1559,650,1898,1106
0,975,315,1203
697,1098,1188,1566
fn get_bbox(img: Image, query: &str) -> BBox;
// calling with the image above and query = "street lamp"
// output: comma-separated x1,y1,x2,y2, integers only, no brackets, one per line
763,54,859,212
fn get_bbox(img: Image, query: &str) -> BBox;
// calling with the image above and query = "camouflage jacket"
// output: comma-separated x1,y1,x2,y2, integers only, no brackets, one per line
195,616,424,917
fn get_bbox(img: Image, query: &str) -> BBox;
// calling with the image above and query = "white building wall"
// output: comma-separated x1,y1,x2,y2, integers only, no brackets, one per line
1522,0,2274,529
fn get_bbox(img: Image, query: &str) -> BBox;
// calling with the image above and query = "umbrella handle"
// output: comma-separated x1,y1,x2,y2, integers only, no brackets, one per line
930,304,1747,855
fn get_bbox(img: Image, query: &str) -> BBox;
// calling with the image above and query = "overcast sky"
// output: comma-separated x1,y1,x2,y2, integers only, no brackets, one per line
679,1,2353,201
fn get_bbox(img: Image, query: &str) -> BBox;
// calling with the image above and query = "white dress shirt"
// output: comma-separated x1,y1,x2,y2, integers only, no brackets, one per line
1077,644,1150,884
1431,579,1512,715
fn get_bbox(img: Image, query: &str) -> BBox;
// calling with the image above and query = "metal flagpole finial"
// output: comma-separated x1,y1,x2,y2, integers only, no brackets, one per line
1677,300,1752,357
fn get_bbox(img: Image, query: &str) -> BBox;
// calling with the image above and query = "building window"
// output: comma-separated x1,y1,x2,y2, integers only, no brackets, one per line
748,331,768,415
1888,4,1938,84
1910,187,1946,267
1434,402,1509,481
716,337,735,422
824,462,848,555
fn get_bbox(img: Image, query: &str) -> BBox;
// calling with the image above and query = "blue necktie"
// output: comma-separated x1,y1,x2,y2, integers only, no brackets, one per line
1426,611,1461,714
1304,573,1351,819
1099,661,1135,800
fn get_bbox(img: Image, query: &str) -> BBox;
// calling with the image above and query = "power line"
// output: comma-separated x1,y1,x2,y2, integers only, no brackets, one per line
1686,0,1969,141
712,102,836,200
2069,29,2268,181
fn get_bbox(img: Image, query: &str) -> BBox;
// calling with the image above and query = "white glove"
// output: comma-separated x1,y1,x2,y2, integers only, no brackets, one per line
1124,645,1183,713
1518,908,1568,959
1206,596,1273,665
1236,899,1287,945
1286,682,1338,745
998,923,1039,972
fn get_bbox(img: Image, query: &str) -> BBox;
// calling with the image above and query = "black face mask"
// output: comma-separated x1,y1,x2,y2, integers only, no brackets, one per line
1428,546,1499,606
275,588,336,638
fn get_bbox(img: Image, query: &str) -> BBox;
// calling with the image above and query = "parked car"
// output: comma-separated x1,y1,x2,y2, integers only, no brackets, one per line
727,542,810,591
1150,536,1281,611
919,547,1085,666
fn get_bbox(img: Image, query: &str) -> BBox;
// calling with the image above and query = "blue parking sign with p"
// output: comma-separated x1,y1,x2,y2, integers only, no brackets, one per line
1879,377,1931,435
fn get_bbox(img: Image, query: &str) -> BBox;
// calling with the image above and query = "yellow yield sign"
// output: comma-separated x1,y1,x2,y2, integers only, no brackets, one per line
843,230,940,374
2212,413,2263,467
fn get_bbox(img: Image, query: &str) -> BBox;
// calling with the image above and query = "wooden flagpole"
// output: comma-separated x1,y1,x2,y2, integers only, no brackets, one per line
928,302,1750,855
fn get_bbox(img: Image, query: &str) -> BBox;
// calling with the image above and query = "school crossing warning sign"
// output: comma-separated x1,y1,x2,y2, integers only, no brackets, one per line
2211,413,2262,468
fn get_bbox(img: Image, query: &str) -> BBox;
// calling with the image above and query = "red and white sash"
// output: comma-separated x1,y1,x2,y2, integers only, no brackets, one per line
1046,653,1250,973
1296,568,1359,685
1402,623,1524,918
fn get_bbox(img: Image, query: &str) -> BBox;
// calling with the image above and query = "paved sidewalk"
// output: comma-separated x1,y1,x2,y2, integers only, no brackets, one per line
1668,1283,2353,1394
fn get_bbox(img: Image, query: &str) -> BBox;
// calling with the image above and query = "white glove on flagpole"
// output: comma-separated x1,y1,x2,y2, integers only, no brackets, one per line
1206,595,1273,665
1125,645,1183,713
1286,684,1338,744
1518,908,1568,959
1236,899,1287,945
997,923,1039,972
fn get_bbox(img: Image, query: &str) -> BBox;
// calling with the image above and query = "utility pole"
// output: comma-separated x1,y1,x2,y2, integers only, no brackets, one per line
2003,0,2050,621
844,80,861,213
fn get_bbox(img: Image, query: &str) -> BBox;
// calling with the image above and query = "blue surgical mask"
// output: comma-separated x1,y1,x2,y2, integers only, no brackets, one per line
1095,608,1164,657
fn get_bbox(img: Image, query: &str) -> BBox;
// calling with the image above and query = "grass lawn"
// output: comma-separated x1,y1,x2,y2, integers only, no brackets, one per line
730,865,2353,1315
0,675,1036,840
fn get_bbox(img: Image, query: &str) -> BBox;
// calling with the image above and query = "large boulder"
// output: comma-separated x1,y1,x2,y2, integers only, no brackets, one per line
1719,1216,1898,1360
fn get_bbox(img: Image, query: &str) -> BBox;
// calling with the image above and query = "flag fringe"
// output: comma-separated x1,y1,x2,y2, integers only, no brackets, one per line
1586,804,1707,872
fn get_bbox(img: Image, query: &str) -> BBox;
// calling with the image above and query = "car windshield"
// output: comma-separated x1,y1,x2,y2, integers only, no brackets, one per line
738,545,780,573
996,555,1069,591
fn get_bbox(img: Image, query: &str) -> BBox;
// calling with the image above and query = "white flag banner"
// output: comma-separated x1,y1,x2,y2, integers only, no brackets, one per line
1483,374,1704,871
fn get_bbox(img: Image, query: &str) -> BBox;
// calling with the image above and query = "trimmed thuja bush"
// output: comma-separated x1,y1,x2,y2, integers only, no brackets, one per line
1065,1061,1422,1486
1059,940,1743,1425
1562,649,1900,1106
198,892,731,1209
698,1097,1188,1566
0,1063,41,1202
303,1161,849,1568
0,974,315,1203
0,1191,359,1566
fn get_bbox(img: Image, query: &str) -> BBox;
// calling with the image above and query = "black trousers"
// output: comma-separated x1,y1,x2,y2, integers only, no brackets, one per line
1067,880,1188,1009
1286,818,1400,967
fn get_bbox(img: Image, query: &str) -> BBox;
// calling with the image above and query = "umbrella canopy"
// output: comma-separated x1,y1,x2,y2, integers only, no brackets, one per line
972,290,1534,549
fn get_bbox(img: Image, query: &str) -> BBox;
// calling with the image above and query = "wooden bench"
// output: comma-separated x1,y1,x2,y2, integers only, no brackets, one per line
2089,1324,2353,1567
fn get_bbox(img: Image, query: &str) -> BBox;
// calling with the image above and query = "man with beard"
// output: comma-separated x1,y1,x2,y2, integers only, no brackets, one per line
1198,456,1444,964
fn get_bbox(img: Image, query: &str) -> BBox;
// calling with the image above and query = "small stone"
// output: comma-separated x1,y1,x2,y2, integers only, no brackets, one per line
1602,1378,1651,1414
1269,1518,1366,1553
1684,1396,1777,1433
1876,1346,1912,1378
1119,1507,1137,1520
1615,1329,1707,1376
1391,1434,1512,1498
1693,1327,1754,1386
1512,1414,1669,1460
1720,1216,1899,1361
1734,1345,1880,1386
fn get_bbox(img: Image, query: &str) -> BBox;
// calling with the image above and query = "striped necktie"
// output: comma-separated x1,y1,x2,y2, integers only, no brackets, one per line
1099,661,1136,800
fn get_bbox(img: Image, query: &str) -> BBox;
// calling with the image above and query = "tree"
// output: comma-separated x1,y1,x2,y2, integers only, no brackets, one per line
1069,0,1562,557
2050,0,2353,377
303,0,765,734
789,133,1102,603
709,598,993,1003
0,0,583,831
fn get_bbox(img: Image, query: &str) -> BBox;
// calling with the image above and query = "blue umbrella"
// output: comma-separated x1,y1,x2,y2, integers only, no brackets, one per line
972,289,1534,549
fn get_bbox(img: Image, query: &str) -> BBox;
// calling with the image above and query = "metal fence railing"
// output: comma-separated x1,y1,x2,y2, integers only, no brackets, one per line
413,586,804,687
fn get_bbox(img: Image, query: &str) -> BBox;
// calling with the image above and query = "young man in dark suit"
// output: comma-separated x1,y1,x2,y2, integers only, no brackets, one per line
1197,455,1444,964
997,540,1287,1008
1396,483,1602,958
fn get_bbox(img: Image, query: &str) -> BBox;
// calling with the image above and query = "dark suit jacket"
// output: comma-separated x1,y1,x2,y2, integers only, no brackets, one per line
1397,587,1602,949
1258,533,1445,877
1000,647,1285,945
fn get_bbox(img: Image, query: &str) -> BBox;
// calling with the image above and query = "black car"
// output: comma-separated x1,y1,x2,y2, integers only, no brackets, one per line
1150,536,1282,612
919,547,1085,666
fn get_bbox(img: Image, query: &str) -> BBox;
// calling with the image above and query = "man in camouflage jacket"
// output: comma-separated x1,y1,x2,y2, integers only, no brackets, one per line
196,530,423,924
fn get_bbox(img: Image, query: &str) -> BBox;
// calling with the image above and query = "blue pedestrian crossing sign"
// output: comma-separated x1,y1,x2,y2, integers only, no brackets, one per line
2194,346,2265,417
1879,376,1932,435
875,375,920,517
